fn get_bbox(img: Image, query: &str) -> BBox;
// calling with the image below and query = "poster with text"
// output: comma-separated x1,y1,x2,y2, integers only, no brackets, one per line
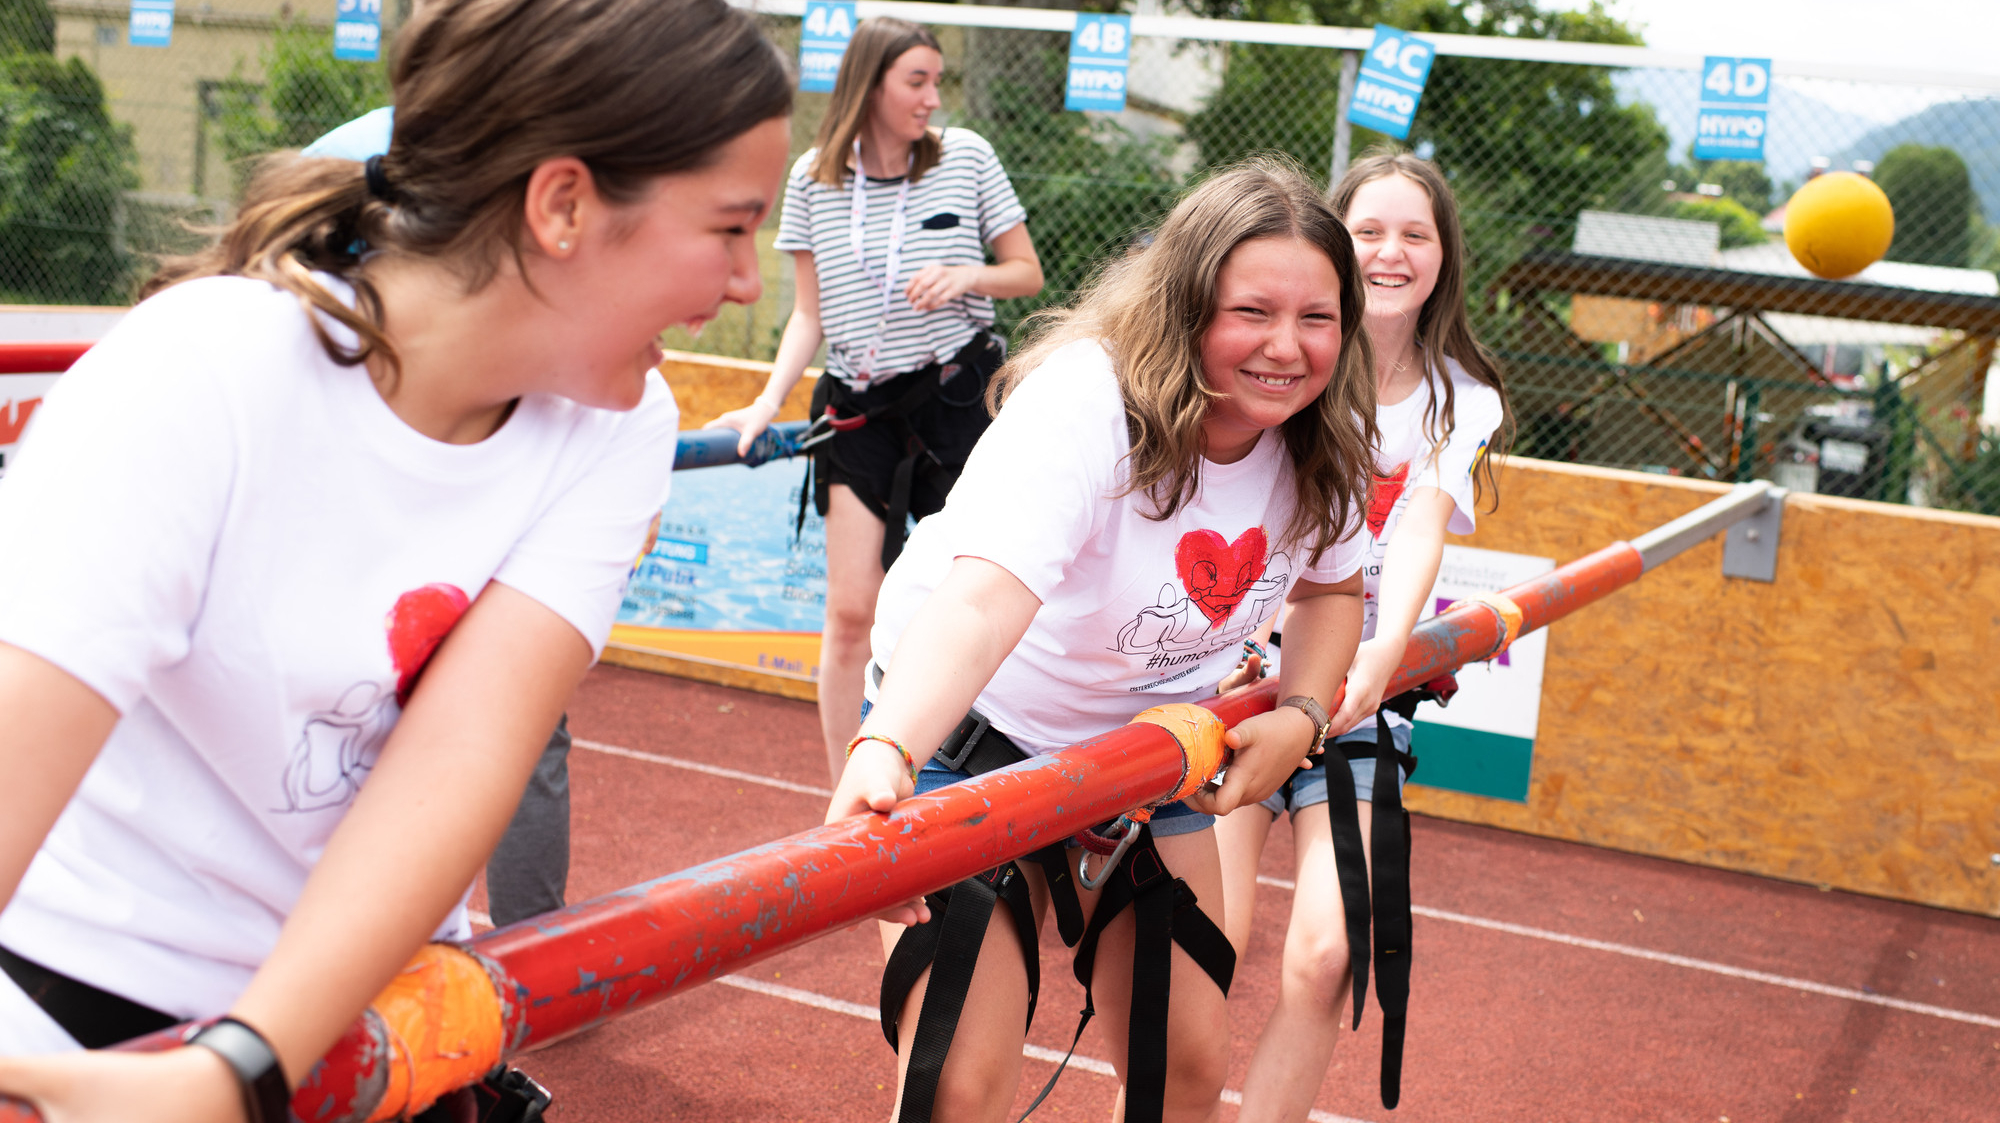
798,1,856,94
611,459,827,685
1407,544,1554,802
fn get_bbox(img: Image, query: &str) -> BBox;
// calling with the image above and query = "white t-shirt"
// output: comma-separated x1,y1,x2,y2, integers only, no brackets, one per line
1348,356,1504,733
0,276,679,1034
774,128,1027,389
870,340,1365,754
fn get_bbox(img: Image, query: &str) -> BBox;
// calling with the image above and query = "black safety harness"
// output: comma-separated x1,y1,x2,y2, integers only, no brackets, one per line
798,333,996,571
1319,675,1456,1111
879,708,1235,1123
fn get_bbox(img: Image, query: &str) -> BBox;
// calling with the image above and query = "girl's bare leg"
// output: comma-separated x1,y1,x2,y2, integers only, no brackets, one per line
1234,800,1376,1122
1214,803,1278,955
885,867,1052,1122
818,483,887,783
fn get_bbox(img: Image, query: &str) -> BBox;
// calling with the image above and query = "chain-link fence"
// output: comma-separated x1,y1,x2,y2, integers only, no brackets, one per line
8,0,2000,513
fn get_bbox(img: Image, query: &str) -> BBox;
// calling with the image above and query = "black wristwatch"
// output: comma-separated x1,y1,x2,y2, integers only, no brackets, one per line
190,1017,290,1123
1278,694,1333,751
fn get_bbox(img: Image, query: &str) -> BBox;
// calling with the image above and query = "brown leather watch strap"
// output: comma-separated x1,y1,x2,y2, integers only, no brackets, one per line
1277,694,1333,748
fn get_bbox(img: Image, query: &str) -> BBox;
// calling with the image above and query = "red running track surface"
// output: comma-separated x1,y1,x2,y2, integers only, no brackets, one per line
477,666,1999,1122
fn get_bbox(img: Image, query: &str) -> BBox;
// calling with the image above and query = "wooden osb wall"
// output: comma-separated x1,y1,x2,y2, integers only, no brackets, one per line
1414,459,2000,916
640,352,1999,915
656,350,817,430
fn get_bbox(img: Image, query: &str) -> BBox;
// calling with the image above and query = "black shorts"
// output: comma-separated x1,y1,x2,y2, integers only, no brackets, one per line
810,331,1004,524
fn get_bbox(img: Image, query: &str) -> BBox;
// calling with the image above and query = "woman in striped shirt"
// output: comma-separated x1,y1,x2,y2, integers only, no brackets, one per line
712,17,1042,782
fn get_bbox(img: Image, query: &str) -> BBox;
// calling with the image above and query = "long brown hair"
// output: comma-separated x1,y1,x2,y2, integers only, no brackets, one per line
1330,148,1512,508
145,0,792,376
808,17,942,186
994,157,1377,566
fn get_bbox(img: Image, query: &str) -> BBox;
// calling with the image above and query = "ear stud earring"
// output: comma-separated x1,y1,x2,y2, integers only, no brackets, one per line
558,240,571,251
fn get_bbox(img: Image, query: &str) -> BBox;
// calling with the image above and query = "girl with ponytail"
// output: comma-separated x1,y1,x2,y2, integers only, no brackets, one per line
0,2,790,1118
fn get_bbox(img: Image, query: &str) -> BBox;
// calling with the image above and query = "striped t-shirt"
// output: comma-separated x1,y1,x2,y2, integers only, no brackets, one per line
775,127,1027,390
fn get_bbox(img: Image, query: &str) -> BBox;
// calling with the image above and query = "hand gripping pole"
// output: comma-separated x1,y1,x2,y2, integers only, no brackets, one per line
0,484,1780,1122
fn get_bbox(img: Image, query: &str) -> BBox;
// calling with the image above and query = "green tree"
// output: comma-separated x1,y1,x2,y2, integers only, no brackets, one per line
961,48,1181,329
1673,158,1773,214
1971,213,2000,284
216,20,391,188
1669,195,1768,247
1873,143,1973,267
0,0,53,54
1186,0,1668,309
0,0,138,303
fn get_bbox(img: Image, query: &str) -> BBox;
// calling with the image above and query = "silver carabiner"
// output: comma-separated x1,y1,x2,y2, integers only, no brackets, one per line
1076,817,1141,892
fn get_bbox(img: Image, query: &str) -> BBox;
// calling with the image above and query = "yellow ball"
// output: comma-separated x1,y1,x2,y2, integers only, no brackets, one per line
1784,171,1895,279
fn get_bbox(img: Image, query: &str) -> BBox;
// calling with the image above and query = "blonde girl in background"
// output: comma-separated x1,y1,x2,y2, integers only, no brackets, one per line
1215,150,1511,1118
710,17,1043,783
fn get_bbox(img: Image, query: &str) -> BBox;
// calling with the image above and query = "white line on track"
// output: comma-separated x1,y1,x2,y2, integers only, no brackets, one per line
575,737,833,797
716,975,1372,1123
1254,876,2000,1029
563,738,1998,1032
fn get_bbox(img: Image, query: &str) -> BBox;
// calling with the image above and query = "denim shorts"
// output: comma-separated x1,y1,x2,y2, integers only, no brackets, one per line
914,759,1215,837
1259,721,1413,816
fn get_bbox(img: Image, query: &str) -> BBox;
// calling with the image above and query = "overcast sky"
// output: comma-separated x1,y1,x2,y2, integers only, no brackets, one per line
1545,0,2000,78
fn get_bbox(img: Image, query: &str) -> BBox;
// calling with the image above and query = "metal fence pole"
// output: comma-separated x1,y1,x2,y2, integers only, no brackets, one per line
1329,49,1358,185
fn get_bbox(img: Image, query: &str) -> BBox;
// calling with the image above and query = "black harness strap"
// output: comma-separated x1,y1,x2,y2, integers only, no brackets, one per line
880,713,1085,1123
1324,737,1374,1032
1063,825,1236,1123
885,863,1042,1122
1369,707,1415,1110
1323,685,1439,1111
818,355,948,572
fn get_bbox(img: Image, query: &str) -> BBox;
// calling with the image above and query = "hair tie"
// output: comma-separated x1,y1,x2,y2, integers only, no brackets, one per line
363,154,393,201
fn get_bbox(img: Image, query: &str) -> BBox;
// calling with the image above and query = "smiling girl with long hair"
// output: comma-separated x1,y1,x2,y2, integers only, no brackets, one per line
1216,149,1512,1119
831,157,1375,1123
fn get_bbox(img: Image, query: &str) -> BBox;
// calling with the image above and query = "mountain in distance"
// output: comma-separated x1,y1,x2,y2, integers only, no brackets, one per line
1834,97,2000,220
1615,69,1879,189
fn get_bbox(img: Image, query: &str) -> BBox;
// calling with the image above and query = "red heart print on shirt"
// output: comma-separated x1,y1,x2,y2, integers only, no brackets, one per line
1175,527,1268,630
1368,463,1410,538
386,583,471,706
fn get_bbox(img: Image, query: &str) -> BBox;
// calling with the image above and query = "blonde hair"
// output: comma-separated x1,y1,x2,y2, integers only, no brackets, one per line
1330,148,1512,509
144,0,792,379
993,157,1378,566
808,18,942,186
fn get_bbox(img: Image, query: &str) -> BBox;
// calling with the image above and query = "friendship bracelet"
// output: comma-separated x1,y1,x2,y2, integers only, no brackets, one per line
846,733,918,780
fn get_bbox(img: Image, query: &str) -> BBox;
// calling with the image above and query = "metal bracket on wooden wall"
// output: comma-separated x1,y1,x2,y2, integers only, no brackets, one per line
1721,487,1786,582
1631,480,1787,583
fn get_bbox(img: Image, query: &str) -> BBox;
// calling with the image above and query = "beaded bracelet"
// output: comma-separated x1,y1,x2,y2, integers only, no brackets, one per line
845,733,918,780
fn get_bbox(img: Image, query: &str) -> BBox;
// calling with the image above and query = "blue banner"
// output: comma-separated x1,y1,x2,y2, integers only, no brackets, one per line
798,1,857,94
1693,56,1771,162
620,463,828,633
334,0,383,63
129,0,174,48
1347,24,1434,140
1064,14,1132,113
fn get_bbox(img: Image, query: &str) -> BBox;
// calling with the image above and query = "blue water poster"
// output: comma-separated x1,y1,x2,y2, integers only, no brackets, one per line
613,459,828,684
334,0,383,62
1693,56,1771,161
1347,24,1435,140
129,0,174,48
798,1,857,94
1065,14,1132,113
